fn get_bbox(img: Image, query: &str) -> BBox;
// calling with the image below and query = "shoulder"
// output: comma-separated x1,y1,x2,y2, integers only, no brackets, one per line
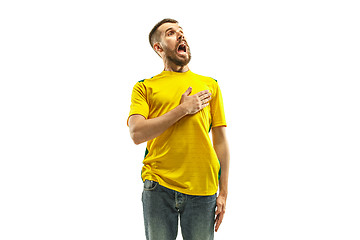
131,78,150,95
132,75,155,89
135,76,152,85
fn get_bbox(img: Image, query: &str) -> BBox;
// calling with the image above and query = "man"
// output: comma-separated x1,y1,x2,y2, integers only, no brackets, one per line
127,18,230,240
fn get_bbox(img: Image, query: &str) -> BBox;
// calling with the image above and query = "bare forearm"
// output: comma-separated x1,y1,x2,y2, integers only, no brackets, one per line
129,87,212,145
212,127,230,197
215,142,230,197
212,127,229,233
129,105,188,144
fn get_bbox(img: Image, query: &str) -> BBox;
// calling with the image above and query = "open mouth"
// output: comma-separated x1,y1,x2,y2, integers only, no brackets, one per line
177,43,187,54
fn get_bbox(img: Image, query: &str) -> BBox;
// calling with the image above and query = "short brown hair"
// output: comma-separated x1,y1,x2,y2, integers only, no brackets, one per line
149,18,178,48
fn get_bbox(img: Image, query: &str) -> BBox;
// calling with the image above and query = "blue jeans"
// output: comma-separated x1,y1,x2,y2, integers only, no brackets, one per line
142,180,217,240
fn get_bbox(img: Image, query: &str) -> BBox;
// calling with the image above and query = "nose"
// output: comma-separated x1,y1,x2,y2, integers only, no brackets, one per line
177,31,184,41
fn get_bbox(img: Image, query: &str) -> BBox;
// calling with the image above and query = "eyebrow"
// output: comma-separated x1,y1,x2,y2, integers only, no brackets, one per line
165,27,183,34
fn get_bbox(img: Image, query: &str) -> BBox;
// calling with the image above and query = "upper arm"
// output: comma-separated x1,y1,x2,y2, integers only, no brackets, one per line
210,81,227,128
127,81,149,126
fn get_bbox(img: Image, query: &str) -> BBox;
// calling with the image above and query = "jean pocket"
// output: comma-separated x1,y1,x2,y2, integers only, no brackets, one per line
143,180,158,191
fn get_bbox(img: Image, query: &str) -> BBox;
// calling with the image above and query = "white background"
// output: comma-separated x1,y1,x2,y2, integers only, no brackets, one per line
1,0,359,239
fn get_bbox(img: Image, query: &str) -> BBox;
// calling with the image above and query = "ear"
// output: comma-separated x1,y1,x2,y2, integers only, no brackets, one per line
154,43,163,53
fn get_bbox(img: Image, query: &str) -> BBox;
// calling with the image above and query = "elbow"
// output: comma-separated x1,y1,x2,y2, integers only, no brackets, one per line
128,117,147,145
130,131,144,145
132,138,143,145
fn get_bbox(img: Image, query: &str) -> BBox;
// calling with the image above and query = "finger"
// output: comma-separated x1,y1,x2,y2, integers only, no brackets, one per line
204,96,212,103
215,204,222,215
195,90,210,97
199,94,212,101
200,103,209,109
215,212,224,232
200,99,209,105
214,215,219,230
183,87,192,96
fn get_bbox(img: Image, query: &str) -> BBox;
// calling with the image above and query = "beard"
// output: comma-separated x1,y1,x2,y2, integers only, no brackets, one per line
164,45,192,67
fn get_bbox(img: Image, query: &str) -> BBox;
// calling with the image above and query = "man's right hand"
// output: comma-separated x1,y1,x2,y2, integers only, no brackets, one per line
129,87,212,145
180,87,212,115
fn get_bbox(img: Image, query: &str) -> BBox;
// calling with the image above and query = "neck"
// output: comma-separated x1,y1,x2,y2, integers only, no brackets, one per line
163,61,189,73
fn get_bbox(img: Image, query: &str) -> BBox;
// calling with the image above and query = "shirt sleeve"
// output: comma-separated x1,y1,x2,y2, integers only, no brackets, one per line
127,81,149,126
210,80,227,128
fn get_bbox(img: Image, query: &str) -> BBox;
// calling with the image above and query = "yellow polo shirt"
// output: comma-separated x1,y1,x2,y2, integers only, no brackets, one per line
128,70,226,195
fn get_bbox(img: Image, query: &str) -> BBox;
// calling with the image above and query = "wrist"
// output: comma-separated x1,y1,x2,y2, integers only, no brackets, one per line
178,103,190,116
219,190,228,198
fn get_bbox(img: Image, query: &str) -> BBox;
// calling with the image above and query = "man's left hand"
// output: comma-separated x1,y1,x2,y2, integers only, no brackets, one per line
215,195,227,232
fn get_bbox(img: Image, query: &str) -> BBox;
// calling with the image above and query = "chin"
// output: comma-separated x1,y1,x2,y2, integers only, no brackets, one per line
167,54,191,67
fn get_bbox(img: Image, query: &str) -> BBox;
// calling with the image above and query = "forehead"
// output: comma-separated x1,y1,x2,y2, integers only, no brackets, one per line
157,22,183,34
